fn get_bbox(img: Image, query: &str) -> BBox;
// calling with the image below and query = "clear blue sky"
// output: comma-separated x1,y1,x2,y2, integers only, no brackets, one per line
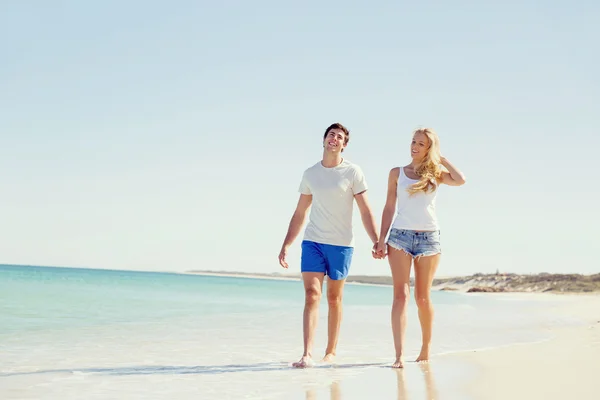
1,1,598,276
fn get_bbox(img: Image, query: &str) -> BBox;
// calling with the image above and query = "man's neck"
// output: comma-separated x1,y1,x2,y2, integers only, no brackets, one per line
321,151,343,168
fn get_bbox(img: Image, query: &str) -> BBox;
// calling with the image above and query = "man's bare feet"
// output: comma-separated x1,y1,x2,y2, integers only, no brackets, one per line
322,353,336,363
292,355,315,368
392,357,404,368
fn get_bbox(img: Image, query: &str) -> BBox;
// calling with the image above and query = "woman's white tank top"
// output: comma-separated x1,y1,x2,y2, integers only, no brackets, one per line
391,167,439,231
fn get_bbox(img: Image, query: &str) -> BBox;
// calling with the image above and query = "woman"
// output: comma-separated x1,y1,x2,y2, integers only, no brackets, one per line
374,127,466,368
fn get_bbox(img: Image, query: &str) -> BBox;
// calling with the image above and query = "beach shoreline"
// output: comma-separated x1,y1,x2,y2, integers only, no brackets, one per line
186,270,600,294
3,265,598,399
4,264,596,294
186,270,600,398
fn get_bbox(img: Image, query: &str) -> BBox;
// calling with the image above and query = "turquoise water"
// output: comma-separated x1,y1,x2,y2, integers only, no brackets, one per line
0,264,574,339
0,264,582,399
0,264,472,333
1,265,303,334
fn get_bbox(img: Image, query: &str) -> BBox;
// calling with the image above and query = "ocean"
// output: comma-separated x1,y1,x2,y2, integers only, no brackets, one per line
0,265,583,399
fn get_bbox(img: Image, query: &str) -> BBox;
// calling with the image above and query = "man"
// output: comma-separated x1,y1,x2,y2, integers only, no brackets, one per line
278,122,380,368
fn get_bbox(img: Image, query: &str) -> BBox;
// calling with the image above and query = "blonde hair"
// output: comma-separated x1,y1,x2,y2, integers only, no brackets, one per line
407,128,443,195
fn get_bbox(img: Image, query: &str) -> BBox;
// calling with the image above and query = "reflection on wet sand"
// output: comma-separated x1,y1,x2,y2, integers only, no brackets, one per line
395,368,408,400
418,363,439,399
396,363,439,399
305,380,341,400
304,363,439,399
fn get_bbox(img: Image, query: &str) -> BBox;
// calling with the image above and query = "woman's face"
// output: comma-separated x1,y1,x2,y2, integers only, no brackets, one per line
410,132,430,162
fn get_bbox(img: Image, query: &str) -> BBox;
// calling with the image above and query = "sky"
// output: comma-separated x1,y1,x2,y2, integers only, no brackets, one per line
1,0,598,276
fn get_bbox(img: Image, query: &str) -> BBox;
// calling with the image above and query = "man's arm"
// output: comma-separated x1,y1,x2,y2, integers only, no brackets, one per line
354,191,379,246
278,194,312,268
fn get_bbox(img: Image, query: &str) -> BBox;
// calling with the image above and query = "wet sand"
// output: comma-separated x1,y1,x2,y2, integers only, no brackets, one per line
284,293,600,400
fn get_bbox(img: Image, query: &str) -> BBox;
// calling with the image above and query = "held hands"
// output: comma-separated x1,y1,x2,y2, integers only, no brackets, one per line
372,241,387,260
282,241,387,267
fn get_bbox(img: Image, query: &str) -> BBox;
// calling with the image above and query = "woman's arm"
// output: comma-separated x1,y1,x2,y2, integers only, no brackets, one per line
439,157,466,186
376,168,400,255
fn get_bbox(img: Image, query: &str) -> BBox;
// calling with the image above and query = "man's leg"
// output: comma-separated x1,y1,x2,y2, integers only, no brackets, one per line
294,241,326,368
324,277,345,362
293,272,325,368
323,245,353,362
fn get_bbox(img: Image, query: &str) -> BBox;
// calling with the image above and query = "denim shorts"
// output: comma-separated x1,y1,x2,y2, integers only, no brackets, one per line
387,229,441,258
300,240,354,280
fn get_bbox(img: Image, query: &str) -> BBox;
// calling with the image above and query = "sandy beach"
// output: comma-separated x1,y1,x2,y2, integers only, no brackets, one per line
329,293,600,399
3,266,598,400
185,270,600,399
459,294,600,399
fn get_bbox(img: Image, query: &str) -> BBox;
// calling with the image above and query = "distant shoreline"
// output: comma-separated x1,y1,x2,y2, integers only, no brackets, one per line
2,264,597,294
186,270,600,294
182,270,392,288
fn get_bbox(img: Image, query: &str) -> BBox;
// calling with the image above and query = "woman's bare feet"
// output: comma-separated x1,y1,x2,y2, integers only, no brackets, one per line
415,346,430,363
392,357,404,368
292,355,315,368
322,353,336,363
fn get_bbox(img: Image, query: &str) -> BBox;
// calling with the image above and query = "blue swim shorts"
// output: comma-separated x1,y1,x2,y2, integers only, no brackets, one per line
300,240,354,280
387,229,441,258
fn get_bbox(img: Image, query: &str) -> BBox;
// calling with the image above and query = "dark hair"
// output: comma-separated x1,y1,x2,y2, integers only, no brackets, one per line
323,123,350,145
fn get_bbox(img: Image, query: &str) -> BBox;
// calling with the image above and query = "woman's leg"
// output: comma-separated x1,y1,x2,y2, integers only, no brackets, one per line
413,253,441,362
388,245,413,368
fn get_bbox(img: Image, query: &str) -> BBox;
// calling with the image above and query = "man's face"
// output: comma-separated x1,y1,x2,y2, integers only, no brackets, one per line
323,128,347,153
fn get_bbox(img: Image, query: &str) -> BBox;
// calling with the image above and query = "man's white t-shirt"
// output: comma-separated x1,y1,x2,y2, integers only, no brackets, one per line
298,159,368,247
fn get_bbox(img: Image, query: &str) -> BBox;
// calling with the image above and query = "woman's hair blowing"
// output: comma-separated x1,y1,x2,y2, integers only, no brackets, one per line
407,128,443,195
